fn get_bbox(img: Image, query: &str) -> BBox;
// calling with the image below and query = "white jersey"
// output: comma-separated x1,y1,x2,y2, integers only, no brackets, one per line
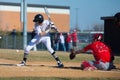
24,20,54,54
34,20,50,36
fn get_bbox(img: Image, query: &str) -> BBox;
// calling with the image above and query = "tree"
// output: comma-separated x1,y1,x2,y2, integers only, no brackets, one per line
93,23,104,31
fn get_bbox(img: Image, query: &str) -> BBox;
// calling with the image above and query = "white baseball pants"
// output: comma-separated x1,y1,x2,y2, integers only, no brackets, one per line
24,35,54,54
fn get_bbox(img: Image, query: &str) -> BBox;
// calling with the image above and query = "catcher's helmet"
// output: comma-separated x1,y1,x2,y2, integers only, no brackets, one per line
94,33,103,41
33,14,44,23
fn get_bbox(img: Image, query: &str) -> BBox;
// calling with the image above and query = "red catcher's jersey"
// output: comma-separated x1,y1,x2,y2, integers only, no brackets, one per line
83,41,111,62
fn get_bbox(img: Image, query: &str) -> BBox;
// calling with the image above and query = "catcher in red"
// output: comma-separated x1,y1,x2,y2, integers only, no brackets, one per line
69,33,116,71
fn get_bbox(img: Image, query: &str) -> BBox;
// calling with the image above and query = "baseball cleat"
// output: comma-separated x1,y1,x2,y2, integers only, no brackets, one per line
17,61,26,66
57,63,64,68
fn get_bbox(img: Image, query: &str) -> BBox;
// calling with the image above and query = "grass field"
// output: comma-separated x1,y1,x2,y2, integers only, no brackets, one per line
0,49,120,80
0,49,120,64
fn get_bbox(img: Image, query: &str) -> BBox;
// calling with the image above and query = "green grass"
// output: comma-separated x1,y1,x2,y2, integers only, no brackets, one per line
0,49,120,64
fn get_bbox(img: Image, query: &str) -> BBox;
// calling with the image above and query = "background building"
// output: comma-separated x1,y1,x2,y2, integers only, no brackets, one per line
101,12,120,54
0,1,70,32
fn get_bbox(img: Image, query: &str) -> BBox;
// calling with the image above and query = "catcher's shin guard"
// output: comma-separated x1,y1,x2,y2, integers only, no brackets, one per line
81,61,97,71
52,52,64,68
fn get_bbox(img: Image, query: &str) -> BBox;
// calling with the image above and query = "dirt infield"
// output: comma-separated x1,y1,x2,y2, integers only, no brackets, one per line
0,59,120,78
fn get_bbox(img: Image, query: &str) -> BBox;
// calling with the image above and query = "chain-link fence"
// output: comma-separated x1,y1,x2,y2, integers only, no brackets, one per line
0,34,23,49
0,32,94,51
0,32,47,50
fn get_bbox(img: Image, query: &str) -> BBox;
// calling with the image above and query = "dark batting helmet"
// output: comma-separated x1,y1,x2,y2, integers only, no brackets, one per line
33,14,44,23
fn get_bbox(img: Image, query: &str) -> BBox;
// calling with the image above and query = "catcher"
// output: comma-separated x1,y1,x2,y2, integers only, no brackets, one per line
69,34,116,71
17,14,64,68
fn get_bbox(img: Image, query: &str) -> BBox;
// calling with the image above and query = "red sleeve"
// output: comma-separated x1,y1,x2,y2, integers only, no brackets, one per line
83,44,92,52
71,33,73,37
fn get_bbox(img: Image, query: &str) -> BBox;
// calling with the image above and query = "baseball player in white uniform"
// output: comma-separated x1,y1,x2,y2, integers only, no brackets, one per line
17,14,64,68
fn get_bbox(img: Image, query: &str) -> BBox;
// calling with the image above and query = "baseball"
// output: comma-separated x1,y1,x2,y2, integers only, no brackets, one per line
16,50,19,53
0,36,2,39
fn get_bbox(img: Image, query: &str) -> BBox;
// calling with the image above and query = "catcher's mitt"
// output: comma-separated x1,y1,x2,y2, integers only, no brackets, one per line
69,49,76,60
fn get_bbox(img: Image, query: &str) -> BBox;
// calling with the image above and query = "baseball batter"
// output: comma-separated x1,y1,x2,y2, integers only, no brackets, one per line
70,34,116,71
17,14,64,68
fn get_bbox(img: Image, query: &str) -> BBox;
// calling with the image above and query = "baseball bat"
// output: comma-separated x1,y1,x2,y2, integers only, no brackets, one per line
44,7,51,22
44,7,59,32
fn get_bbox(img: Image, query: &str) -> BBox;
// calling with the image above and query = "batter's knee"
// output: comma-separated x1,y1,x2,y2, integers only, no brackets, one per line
24,47,30,54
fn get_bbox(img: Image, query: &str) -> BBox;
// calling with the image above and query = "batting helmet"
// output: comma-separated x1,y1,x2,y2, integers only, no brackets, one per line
94,33,103,41
33,14,44,23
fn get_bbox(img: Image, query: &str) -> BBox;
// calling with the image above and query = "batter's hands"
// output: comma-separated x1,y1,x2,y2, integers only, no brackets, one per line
50,22,59,32
51,27,59,32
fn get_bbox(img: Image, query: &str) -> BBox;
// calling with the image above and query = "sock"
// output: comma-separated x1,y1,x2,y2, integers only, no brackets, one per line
52,52,61,63
23,53,28,62
23,58,27,62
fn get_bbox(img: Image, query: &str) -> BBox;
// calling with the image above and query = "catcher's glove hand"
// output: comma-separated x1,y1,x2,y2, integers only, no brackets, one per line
69,49,76,60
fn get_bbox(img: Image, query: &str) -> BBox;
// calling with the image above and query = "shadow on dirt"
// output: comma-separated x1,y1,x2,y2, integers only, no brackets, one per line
0,63,16,66
0,63,120,71
63,66,82,70
0,63,83,70
52,66,82,70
